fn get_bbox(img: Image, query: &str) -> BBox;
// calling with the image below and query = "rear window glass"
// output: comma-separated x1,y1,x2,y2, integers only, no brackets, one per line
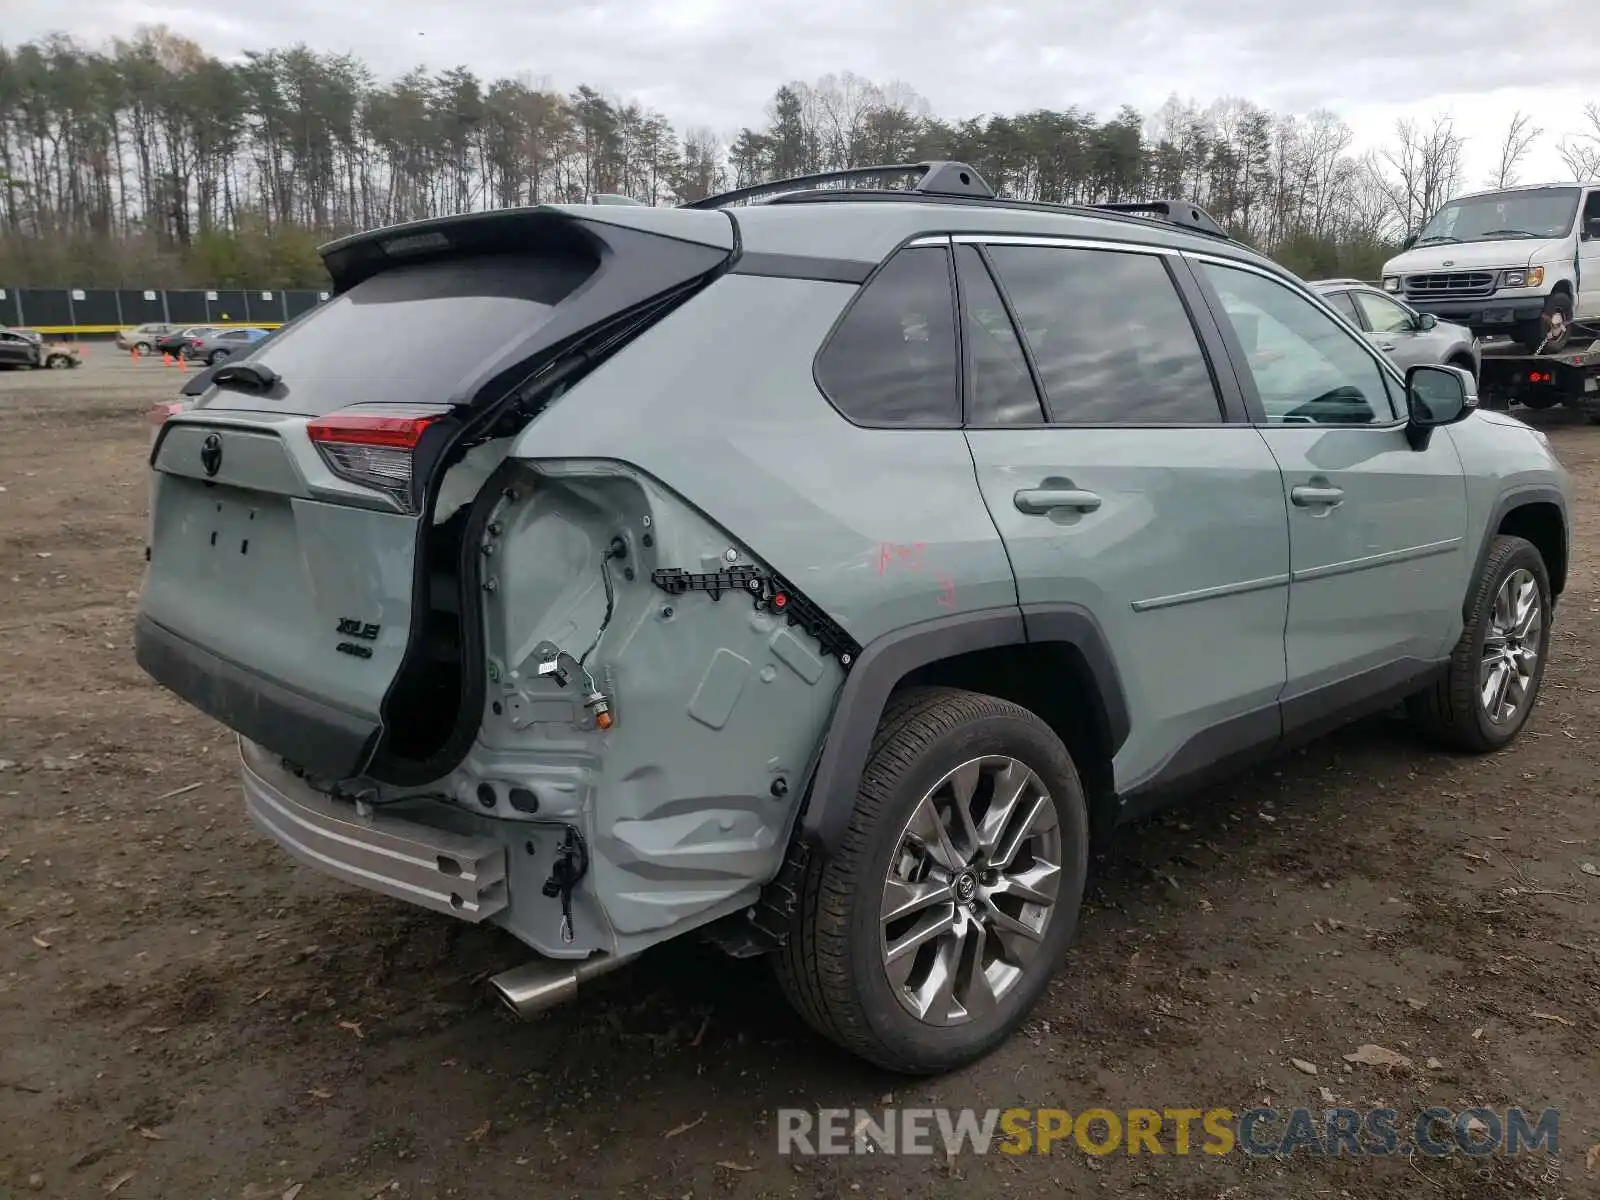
246,255,594,412
814,245,960,426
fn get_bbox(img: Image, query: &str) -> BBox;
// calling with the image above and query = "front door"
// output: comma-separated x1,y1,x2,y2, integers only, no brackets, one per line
1189,257,1469,731
0,331,31,367
956,237,1291,794
1579,189,1600,319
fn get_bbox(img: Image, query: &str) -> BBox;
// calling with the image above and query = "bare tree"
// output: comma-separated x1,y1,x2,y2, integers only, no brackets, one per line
1380,115,1465,233
1489,111,1541,188
1557,103,1600,180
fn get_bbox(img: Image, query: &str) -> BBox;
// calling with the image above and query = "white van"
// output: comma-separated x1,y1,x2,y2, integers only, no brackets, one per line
1381,182,1600,352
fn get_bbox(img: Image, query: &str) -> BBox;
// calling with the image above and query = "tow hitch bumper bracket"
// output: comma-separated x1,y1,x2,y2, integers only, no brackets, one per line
241,746,508,921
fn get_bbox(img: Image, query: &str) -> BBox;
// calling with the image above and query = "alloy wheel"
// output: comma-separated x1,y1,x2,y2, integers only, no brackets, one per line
879,755,1062,1026
1480,567,1542,724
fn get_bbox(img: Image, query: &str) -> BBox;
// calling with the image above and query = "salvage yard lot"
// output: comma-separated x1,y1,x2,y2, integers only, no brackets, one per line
1,355,1597,1200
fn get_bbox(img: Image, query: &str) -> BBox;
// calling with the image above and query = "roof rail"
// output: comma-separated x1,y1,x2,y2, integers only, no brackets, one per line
681,161,995,210
1089,200,1229,240
586,193,647,206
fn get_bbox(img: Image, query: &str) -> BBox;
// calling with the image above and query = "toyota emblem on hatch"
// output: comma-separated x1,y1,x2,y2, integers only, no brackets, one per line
200,433,223,477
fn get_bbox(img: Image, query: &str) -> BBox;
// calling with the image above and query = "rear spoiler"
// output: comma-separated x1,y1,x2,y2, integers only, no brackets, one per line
317,206,733,293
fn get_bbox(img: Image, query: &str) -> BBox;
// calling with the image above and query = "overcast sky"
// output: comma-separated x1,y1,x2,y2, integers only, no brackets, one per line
8,0,1596,187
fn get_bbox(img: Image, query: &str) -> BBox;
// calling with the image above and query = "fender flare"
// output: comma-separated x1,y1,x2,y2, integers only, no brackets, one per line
1465,485,1568,618
796,604,1130,855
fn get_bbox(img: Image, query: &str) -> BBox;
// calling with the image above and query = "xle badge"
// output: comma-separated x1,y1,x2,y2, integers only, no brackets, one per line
335,617,380,659
200,433,222,477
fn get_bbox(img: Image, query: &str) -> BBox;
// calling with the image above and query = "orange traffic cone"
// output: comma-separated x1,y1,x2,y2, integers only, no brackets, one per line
162,353,174,366
131,346,140,362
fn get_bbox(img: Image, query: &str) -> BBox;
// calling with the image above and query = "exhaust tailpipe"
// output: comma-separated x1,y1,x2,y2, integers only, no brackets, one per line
489,953,635,1019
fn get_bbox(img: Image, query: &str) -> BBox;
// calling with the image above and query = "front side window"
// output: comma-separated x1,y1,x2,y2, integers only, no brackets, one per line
1200,262,1399,425
984,244,1223,424
815,245,960,426
1353,291,1415,336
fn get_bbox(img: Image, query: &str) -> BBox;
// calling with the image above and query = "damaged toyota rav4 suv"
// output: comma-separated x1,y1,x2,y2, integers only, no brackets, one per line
137,163,1571,1074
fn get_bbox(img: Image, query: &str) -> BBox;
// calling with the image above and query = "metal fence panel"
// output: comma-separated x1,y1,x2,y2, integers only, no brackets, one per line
285,289,328,318
165,291,210,325
17,288,72,328
72,289,122,326
1,285,329,332
117,289,168,326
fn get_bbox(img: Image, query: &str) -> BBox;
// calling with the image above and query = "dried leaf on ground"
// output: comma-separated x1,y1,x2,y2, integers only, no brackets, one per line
665,1112,707,1139
1530,1011,1573,1027
1343,1044,1412,1069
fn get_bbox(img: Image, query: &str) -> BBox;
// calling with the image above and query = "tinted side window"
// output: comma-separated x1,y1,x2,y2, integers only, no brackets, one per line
954,245,1043,425
815,245,960,426
985,245,1222,424
1323,290,1361,324
1200,262,1399,424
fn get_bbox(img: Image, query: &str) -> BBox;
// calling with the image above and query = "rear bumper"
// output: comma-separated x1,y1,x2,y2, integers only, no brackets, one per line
1405,296,1546,332
240,741,508,921
134,613,379,780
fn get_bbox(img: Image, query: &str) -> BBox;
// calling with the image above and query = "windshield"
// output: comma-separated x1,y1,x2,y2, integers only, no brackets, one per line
1415,187,1581,244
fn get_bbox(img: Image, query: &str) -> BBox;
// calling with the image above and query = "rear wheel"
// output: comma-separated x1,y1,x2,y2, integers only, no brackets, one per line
133,341,152,355
45,354,72,369
774,686,1089,1073
1408,535,1551,752
208,349,231,365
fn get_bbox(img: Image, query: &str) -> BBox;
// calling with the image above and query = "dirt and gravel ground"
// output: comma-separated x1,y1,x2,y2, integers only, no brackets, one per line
0,353,1596,1200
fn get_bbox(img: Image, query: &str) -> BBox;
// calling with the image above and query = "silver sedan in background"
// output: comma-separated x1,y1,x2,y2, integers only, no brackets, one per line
1311,278,1481,381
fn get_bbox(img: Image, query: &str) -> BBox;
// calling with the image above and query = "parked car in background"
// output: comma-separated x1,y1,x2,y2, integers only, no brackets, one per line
154,325,220,356
182,326,270,365
1311,278,1481,380
116,323,178,353
0,327,80,369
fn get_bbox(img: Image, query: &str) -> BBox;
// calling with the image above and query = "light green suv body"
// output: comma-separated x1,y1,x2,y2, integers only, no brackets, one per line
135,164,1572,1074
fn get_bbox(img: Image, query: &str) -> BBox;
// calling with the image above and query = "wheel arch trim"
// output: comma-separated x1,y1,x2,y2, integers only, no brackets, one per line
796,604,1130,856
1467,485,1568,618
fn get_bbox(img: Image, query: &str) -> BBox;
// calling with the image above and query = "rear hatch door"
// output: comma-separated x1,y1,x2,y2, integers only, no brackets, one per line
136,206,733,781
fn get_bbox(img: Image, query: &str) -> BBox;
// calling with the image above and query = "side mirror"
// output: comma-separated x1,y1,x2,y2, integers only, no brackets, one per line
1402,232,1418,250
1413,312,1438,332
1405,363,1474,448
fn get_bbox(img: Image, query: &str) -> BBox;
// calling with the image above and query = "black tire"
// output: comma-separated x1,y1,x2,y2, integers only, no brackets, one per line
45,354,71,369
773,686,1089,1074
1513,294,1573,353
208,349,230,365
133,341,152,354
1408,535,1552,752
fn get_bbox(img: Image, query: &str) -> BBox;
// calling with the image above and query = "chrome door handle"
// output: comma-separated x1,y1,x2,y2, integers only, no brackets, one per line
1014,488,1102,515
1290,485,1344,507
1376,342,1396,352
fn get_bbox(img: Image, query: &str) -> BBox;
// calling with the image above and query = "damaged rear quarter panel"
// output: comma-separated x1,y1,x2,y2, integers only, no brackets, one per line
464,459,844,953
478,273,1016,955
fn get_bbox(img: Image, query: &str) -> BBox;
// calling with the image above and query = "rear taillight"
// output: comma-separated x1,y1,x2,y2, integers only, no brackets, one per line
306,410,446,511
191,339,203,347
